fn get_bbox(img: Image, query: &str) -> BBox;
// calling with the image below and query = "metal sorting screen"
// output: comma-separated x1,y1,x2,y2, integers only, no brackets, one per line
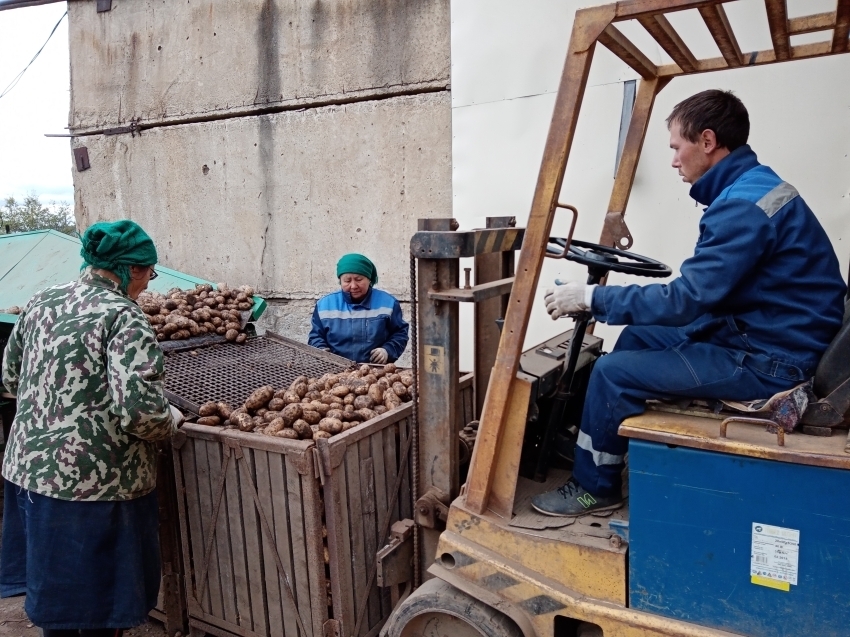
163,334,353,410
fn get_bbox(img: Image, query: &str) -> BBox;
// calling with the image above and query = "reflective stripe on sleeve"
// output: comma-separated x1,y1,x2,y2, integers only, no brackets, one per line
755,182,798,218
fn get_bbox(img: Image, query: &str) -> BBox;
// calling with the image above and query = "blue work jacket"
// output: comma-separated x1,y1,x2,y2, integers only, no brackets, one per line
308,288,409,363
592,145,846,374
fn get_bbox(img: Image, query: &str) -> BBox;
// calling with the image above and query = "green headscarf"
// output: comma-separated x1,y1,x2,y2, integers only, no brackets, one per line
80,220,158,292
336,253,378,285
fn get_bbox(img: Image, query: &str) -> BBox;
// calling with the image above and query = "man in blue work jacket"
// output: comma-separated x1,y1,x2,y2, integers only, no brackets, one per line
532,90,846,517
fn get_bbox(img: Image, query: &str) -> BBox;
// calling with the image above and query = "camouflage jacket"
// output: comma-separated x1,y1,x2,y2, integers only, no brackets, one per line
1,268,176,501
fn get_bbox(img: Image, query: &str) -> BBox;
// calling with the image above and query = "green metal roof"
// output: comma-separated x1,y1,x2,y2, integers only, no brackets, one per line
0,230,266,324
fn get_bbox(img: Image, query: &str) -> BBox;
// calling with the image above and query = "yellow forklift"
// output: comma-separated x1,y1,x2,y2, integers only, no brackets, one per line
379,1,850,635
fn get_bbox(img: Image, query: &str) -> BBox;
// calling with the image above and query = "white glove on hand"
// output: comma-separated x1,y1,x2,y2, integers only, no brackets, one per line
169,404,185,428
543,281,595,319
370,347,389,364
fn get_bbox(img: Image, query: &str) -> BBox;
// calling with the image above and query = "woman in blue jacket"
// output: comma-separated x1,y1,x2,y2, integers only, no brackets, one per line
308,254,409,364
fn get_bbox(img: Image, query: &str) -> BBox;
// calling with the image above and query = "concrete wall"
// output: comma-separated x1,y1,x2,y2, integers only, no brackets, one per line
68,0,450,130
69,0,451,362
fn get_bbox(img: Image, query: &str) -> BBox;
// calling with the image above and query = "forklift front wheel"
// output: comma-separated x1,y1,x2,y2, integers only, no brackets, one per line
381,578,524,637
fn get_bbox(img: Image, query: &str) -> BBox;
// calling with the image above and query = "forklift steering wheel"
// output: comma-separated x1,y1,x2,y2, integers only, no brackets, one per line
547,238,672,279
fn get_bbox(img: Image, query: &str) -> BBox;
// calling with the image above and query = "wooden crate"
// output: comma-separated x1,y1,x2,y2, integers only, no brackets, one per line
173,374,474,637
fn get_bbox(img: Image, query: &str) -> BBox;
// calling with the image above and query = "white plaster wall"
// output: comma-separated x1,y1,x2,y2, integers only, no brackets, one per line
451,0,850,370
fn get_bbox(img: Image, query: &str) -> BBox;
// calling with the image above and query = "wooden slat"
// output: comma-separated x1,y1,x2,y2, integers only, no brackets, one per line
639,13,699,72
834,0,850,53
269,453,299,637
765,0,790,60
239,450,268,637
195,441,225,619
359,445,381,631
597,24,658,78
182,440,211,613
344,445,369,636
207,442,238,626
398,419,412,520
299,461,329,637
285,456,315,637
788,11,836,35
383,426,400,527
698,4,742,67
174,443,202,618
331,466,357,634
224,445,252,630
369,433,391,617
255,450,284,637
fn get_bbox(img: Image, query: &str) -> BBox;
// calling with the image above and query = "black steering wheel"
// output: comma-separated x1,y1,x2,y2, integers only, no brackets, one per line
547,238,672,280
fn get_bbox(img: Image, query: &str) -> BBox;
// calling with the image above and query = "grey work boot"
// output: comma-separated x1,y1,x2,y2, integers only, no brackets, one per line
531,476,622,517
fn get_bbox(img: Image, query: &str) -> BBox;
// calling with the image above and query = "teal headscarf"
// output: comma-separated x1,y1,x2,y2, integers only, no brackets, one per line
80,220,158,292
336,253,378,285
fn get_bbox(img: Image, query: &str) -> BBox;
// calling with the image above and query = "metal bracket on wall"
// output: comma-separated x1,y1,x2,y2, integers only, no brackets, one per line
72,147,90,172
96,0,112,12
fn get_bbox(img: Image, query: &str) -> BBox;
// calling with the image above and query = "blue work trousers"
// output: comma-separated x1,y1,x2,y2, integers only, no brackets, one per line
572,325,808,497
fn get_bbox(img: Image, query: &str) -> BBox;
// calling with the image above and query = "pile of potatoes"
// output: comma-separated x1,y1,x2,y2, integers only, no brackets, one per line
137,283,255,343
193,363,414,440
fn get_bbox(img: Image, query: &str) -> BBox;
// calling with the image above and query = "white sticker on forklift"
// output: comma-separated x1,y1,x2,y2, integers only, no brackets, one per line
750,523,799,589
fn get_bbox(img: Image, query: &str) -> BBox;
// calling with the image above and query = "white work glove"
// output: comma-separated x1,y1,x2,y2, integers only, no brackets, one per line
169,404,185,428
370,347,389,364
543,281,596,319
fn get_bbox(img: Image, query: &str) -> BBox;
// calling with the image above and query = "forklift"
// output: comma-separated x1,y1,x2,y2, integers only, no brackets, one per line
379,1,850,635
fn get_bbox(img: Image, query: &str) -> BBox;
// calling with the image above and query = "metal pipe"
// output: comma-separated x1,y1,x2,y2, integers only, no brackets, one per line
0,0,65,11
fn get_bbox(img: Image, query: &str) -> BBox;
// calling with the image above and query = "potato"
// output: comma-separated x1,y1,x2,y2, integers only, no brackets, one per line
289,376,308,389
326,409,345,421
292,382,308,398
283,391,301,405
225,329,239,341
384,363,397,374
301,410,321,425
275,428,300,440
263,410,283,423
256,408,268,417
211,316,223,326
245,385,274,410
265,417,286,435
368,384,385,404
344,404,355,413
197,416,221,426
231,412,254,432
329,402,344,411
313,430,332,440
387,374,402,384
324,375,339,390
216,326,227,335
292,419,313,440
400,374,414,388
253,416,265,429
377,378,390,390
255,426,267,435
331,385,350,398
343,393,356,406
268,397,286,412
311,402,330,415
306,391,322,401
235,333,248,344
307,382,322,393
373,368,386,379
353,395,374,410
199,401,219,417
374,405,388,415
342,420,358,432
320,394,337,405
217,402,233,419
384,390,402,410
282,403,303,422
171,330,191,340
353,384,369,396
357,408,378,421
319,418,344,435
392,382,409,399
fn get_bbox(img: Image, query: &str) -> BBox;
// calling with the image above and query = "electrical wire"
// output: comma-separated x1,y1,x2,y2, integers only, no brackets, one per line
0,10,67,101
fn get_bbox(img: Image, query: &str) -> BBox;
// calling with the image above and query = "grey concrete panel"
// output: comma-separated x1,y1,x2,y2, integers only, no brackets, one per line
68,0,450,131
73,92,451,299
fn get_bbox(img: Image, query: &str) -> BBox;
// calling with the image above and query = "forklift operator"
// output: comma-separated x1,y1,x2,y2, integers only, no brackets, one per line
532,90,846,517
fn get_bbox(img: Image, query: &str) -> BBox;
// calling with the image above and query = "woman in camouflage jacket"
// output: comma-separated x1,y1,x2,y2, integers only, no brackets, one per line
0,220,180,637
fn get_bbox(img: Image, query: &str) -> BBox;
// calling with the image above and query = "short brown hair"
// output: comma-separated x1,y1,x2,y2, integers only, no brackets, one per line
666,90,749,151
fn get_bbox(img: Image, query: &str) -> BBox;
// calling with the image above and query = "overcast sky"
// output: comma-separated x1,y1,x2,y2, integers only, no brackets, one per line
0,4,72,205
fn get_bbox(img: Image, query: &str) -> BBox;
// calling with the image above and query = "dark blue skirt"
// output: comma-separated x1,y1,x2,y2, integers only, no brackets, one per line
0,479,161,629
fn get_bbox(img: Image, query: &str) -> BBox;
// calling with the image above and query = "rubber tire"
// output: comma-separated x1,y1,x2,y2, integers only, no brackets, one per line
382,578,524,637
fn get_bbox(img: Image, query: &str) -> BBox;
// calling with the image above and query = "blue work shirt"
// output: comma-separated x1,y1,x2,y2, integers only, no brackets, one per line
308,287,409,363
592,145,846,374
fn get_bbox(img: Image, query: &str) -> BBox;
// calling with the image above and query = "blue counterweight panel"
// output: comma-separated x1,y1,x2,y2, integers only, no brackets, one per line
629,440,850,637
